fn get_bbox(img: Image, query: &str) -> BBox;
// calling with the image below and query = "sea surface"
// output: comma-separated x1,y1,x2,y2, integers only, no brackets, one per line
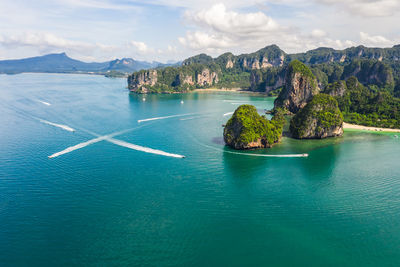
1,73,400,266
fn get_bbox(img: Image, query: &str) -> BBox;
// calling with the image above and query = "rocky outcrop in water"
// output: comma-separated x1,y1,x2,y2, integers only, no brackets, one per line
290,94,343,139
274,60,320,113
223,105,283,149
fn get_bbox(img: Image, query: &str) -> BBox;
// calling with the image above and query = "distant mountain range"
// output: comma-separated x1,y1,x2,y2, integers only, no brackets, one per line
128,44,400,94
0,52,178,75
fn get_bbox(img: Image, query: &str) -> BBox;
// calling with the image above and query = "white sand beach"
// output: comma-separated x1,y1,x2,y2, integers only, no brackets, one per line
343,122,400,133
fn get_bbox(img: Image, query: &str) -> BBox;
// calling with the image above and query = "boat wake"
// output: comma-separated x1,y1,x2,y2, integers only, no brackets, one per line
224,150,308,158
138,113,195,123
107,138,184,158
39,119,75,132
49,126,185,159
37,100,51,106
198,142,308,158
49,136,106,158
223,112,234,117
180,117,197,121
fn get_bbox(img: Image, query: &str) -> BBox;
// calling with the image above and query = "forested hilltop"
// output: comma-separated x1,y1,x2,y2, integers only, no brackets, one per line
128,44,400,129
128,44,400,94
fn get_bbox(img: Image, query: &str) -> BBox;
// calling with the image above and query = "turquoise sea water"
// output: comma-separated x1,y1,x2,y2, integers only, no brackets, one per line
1,73,400,266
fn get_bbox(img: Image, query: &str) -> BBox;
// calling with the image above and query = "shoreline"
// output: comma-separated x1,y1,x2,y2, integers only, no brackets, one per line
193,87,243,92
193,88,270,96
343,122,400,133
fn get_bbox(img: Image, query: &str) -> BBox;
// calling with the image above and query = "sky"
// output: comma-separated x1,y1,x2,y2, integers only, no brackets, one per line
0,0,399,63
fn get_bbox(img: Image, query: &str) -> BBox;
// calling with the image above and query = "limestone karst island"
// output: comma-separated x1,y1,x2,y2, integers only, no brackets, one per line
127,45,400,149
2,1,400,266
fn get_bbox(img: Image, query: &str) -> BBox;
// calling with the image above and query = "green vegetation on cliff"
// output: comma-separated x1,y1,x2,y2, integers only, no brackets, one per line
129,44,400,95
274,60,320,113
288,60,316,79
224,105,283,149
332,77,400,128
290,94,343,139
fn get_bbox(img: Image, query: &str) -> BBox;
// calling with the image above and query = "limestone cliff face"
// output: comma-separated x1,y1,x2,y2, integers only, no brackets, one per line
324,80,347,97
226,59,234,69
177,73,194,86
240,53,285,70
249,68,285,94
223,105,282,150
197,68,218,86
290,94,343,139
342,59,394,88
128,69,158,93
127,66,218,93
274,60,320,113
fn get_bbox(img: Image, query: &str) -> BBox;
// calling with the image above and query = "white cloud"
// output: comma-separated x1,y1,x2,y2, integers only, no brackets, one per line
187,3,280,36
178,31,232,50
178,3,357,54
0,31,122,61
311,29,327,38
130,0,260,9
360,32,395,46
315,0,400,17
54,0,142,11
167,45,178,53
0,32,95,52
129,41,154,54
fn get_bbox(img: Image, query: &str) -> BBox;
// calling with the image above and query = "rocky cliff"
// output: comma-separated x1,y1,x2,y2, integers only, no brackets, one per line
323,80,347,97
128,65,219,93
183,45,286,71
223,105,282,149
250,67,285,94
274,60,320,113
128,69,158,93
197,68,219,86
341,59,394,89
128,44,400,94
290,94,343,139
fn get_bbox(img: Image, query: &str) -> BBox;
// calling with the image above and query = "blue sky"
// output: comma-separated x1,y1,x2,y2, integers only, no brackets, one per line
0,0,399,62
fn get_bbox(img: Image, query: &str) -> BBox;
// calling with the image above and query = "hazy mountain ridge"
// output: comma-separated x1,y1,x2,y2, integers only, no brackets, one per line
0,53,176,75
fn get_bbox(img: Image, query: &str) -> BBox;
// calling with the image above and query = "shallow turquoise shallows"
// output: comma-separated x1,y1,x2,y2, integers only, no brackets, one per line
1,73,400,266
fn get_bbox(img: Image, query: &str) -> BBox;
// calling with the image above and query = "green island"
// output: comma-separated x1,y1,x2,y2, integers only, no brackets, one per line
290,94,344,139
223,105,283,149
128,44,400,149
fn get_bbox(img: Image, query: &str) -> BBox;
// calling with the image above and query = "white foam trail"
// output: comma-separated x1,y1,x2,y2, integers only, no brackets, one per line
39,119,75,132
48,127,139,158
138,113,195,123
223,100,248,103
106,138,185,158
200,142,308,158
224,150,308,158
37,100,51,106
231,102,249,105
180,117,197,121
223,112,234,117
49,136,106,158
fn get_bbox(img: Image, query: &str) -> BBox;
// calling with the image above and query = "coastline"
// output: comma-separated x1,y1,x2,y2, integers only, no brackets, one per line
343,122,400,133
192,88,270,96
193,87,243,92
